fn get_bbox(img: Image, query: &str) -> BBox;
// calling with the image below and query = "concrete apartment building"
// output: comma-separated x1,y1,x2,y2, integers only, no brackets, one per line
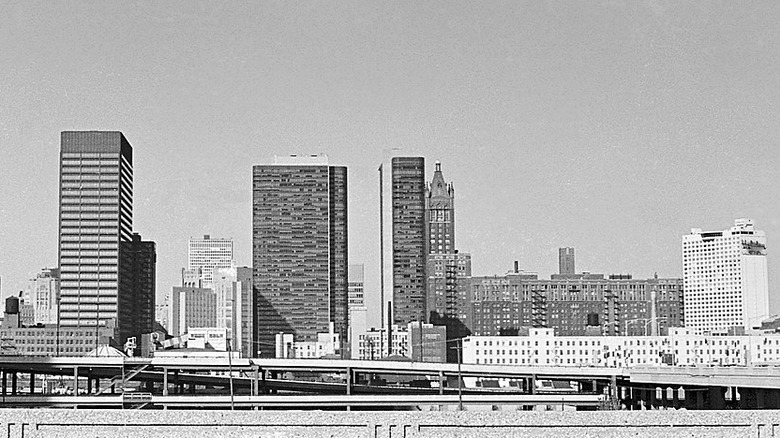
683,219,769,335
252,155,348,357
469,261,684,338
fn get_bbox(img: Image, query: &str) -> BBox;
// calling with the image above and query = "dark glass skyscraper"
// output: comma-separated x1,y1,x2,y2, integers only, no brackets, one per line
380,156,427,327
58,131,139,346
252,156,348,357
125,233,156,345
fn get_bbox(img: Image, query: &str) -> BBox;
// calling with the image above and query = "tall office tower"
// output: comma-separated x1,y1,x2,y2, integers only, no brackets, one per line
188,235,234,289
236,266,254,357
253,155,348,357
348,264,365,308
425,161,455,255
379,156,427,330
126,233,156,344
559,247,576,275
58,131,134,345
27,268,60,325
683,219,769,335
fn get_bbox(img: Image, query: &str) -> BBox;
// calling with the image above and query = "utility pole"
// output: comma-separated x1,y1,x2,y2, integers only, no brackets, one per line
227,337,234,410
450,339,463,411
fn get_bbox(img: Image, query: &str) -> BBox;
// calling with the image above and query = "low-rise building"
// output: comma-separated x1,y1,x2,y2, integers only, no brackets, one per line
463,327,780,367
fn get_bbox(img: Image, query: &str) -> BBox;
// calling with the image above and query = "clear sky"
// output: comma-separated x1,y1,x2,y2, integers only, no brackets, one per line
1,1,778,328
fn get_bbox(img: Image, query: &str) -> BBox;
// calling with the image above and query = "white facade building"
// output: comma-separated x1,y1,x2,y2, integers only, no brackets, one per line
275,323,341,358
187,235,234,289
27,268,59,325
212,267,247,353
464,328,780,368
683,219,769,335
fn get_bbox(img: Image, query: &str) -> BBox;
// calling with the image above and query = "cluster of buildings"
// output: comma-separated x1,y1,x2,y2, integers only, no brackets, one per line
0,131,773,367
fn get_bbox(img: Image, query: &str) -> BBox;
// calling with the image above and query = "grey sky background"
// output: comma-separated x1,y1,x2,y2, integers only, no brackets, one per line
1,1,778,328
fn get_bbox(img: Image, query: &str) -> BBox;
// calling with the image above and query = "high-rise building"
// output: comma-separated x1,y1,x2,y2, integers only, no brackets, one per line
425,161,455,255
125,233,156,344
212,266,252,353
236,266,254,357
683,219,769,335
188,235,234,289
27,268,60,325
58,131,136,345
252,155,348,357
379,156,427,329
559,247,576,275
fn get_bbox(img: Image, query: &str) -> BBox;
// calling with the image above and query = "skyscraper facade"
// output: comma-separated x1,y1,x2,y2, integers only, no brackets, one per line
380,156,427,328
253,155,348,357
683,219,769,335
58,131,135,344
188,235,234,289
559,247,576,275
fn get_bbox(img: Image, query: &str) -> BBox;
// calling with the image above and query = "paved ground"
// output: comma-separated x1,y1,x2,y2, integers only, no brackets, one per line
1,408,779,437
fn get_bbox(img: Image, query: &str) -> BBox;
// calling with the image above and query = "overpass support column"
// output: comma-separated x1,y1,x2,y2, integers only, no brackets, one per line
706,387,725,410
162,367,168,396
253,366,260,396
610,375,618,408
672,387,683,410
346,367,352,395
438,371,444,395
661,387,669,409
11,372,17,396
71,367,77,397
29,373,35,395
531,374,537,395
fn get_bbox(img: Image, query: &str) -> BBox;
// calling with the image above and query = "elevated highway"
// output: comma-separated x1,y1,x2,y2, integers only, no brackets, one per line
2,356,780,409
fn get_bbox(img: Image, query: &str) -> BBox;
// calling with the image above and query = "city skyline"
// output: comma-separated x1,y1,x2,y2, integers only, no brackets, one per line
1,2,778,330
